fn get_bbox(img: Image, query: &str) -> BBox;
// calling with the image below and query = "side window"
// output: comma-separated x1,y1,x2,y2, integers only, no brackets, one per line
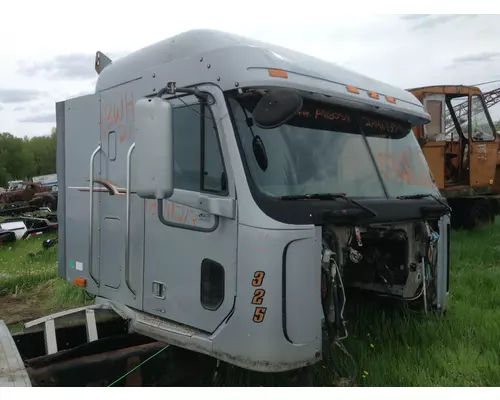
470,95,495,141
203,116,226,193
425,100,444,140
172,101,227,194
172,105,201,191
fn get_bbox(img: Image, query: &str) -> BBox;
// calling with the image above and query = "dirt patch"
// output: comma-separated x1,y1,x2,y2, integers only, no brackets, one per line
0,281,57,325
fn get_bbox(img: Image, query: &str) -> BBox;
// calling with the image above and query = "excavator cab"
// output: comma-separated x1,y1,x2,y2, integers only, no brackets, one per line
409,86,499,193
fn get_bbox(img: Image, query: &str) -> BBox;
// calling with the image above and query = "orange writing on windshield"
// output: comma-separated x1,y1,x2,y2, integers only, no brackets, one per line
363,116,402,134
296,108,351,122
314,108,351,122
377,149,434,188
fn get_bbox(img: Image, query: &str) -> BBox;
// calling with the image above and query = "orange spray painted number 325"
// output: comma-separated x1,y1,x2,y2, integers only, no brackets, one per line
251,271,267,323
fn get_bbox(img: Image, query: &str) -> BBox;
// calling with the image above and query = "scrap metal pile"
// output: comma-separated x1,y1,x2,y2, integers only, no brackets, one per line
0,213,58,245
0,179,58,245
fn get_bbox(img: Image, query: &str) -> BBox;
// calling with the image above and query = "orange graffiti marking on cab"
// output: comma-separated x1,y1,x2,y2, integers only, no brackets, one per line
377,149,434,188
101,93,135,143
145,200,202,226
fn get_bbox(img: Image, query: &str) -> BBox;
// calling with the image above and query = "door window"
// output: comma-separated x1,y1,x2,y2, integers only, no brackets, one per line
470,95,496,141
449,95,496,142
172,99,227,195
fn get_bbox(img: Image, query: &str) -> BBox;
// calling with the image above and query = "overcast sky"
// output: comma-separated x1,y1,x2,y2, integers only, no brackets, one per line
1,3,499,138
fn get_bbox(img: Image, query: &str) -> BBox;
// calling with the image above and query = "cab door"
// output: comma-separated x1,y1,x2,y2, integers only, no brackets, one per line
142,94,237,334
467,94,498,187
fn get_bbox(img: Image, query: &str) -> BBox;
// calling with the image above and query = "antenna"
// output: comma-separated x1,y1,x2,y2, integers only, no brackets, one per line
95,51,112,75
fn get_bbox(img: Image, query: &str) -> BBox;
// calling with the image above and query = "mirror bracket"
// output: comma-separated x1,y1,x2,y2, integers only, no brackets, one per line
146,82,215,105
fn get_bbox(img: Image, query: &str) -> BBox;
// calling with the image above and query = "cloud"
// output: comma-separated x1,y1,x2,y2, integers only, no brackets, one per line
400,14,432,21
402,14,476,30
453,52,500,64
18,53,96,80
18,51,129,81
19,113,55,123
13,105,44,113
0,88,42,103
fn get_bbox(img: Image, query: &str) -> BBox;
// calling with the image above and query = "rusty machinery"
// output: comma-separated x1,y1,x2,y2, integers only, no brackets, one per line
408,85,500,229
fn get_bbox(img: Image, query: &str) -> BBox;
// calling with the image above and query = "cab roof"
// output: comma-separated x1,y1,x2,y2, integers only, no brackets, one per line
95,29,429,124
408,85,483,98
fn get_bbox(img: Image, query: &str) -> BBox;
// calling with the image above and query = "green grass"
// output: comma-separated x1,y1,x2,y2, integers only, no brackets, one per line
0,236,59,295
338,222,500,387
0,234,91,327
1,223,500,386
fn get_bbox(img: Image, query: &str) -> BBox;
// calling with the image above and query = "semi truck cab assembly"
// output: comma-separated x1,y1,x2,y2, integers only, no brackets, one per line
0,29,451,386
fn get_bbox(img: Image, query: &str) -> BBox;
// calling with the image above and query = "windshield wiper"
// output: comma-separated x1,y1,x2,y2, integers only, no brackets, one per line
398,193,451,213
279,193,377,217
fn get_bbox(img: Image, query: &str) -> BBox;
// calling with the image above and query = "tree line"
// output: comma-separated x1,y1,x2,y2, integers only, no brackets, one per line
0,118,499,189
0,128,57,188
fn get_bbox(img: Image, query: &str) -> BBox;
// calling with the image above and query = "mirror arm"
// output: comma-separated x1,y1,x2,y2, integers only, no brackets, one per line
145,82,213,104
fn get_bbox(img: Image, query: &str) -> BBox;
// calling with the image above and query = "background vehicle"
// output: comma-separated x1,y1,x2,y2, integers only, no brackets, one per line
0,181,51,204
32,173,58,188
409,85,500,229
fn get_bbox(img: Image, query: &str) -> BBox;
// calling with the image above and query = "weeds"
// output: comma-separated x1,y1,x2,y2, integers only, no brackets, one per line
1,223,500,386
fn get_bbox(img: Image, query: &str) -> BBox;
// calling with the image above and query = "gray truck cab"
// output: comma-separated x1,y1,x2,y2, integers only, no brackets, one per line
56,29,450,373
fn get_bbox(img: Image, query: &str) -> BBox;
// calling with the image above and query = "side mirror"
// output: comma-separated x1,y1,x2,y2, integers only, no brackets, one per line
132,97,174,200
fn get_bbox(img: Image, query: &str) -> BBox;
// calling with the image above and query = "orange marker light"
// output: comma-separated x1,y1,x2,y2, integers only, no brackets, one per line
347,85,360,94
385,96,396,104
368,91,380,100
268,69,288,79
74,277,87,287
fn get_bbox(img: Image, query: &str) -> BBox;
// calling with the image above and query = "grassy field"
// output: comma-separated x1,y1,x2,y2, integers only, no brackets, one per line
1,224,499,386
340,222,500,387
0,234,91,331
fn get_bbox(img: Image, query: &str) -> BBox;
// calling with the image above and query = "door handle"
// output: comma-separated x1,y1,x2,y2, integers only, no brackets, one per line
152,281,166,299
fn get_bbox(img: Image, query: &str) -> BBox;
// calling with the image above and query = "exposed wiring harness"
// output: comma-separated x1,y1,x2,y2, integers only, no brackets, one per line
401,222,439,309
320,239,357,386
333,340,358,387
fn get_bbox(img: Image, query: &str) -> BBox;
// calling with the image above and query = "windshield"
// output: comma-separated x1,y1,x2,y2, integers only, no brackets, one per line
227,94,440,199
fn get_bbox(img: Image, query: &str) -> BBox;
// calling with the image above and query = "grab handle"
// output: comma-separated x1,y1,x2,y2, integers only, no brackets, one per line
125,143,136,298
88,144,101,286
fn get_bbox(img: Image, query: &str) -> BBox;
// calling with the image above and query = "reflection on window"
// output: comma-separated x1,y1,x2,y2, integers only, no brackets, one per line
470,95,495,141
229,97,439,199
425,100,445,141
448,95,495,141
368,135,436,195
172,102,226,194
229,98,385,198
203,118,226,193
